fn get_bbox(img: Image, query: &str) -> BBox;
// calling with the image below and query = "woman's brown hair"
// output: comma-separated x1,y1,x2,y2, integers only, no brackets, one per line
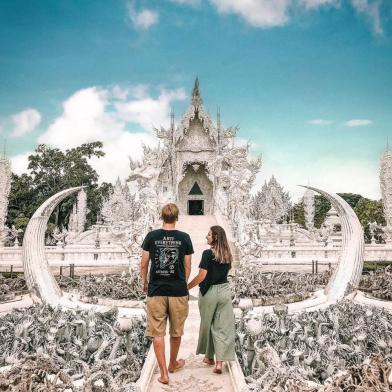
210,225,233,264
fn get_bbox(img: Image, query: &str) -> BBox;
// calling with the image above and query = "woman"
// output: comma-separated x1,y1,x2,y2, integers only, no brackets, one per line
188,225,235,374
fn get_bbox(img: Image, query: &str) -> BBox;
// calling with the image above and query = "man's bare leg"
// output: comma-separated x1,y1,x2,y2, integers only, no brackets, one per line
153,337,169,384
168,336,185,372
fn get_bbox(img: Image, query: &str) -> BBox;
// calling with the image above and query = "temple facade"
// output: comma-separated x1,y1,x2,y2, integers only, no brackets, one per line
128,78,261,217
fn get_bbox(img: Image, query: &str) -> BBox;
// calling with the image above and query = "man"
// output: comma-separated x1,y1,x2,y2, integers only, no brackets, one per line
140,203,193,385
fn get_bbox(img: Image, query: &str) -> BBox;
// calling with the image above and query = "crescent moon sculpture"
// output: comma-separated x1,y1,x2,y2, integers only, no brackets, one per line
23,187,84,306
303,185,364,302
22,187,145,319
250,185,364,313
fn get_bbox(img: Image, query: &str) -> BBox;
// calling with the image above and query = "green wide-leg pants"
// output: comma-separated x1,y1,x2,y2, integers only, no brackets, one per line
196,283,235,361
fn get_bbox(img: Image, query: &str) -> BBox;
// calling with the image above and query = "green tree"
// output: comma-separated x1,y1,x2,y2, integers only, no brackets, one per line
354,198,385,242
7,173,37,227
292,200,305,227
338,193,362,209
7,142,110,231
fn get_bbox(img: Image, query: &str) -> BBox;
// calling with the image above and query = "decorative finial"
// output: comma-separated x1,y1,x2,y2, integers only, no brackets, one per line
170,107,175,130
2,139,7,158
217,107,221,130
191,77,203,107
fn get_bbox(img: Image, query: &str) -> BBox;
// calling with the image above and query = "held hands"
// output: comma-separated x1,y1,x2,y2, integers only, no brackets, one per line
142,281,148,293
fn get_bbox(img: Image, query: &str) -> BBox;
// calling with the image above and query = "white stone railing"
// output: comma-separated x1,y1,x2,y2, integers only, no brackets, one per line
0,245,130,268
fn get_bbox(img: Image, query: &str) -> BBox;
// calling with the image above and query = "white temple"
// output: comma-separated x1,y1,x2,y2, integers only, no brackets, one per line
0,80,392,268
128,78,261,219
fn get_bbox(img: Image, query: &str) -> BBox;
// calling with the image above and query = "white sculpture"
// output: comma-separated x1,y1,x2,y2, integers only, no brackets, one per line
67,188,88,243
303,188,315,231
127,78,261,227
23,187,81,304
77,188,87,233
101,178,140,225
0,156,11,246
52,226,68,247
251,176,291,223
250,185,364,314
380,148,392,243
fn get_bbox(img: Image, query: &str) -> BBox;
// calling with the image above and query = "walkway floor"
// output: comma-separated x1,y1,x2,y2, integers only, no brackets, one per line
147,215,234,392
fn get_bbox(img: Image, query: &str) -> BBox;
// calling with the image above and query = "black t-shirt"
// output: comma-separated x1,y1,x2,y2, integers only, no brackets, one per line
142,229,194,297
199,249,231,296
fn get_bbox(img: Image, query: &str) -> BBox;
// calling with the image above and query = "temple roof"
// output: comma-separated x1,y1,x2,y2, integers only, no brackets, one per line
191,77,203,108
175,78,217,145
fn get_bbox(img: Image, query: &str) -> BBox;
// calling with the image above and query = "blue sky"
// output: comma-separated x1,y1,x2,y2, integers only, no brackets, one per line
1,0,392,201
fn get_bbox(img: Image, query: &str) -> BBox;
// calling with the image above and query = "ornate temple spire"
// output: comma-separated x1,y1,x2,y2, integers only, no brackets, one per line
303,188,315,230
170,107,175,130
77,188,87,233
0,155,11,246
380,147,392,227
191,77,203,108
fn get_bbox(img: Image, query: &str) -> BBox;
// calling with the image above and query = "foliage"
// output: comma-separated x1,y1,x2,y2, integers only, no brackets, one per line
7,142,112,231
338,192,362,209
354,197,385,242
314,194,331,228
292,200,305,227
291,193,381,231
292,195,331,228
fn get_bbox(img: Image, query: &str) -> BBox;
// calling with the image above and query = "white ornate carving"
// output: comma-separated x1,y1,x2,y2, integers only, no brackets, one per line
77,188,87,233
0,156,11,246
248,185,365,315
303,188,315,230
126,78,261,225
22,187,83,304
380,148,392,243
101,178,139,225
251,176,291,223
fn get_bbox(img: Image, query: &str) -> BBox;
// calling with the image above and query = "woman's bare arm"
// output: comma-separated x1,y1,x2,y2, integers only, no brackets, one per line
187,268,207,290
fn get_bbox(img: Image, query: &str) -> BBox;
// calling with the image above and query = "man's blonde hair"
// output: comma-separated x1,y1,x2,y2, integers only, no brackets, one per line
161,203,179,224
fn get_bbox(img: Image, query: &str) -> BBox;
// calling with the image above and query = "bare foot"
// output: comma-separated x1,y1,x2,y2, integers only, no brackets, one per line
203,357,215,365
168,358,185,373
213,361,223,374
158,375,169,384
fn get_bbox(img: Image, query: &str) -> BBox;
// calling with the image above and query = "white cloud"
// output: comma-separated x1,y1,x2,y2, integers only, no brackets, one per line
307,119,334,125
256,154,380,203
170,0,201,5
11,109,42,137
115,88,186,131
209,0,291,28
10,152,31,175
127,2,159,31
344,119,373,127
351,0,383,35
38,85,186,183
207,0,384,34
300,0,340,9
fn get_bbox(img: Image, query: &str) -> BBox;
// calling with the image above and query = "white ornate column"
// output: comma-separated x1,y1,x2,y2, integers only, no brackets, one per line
380,149,392,244
303,188,315,231
0,156,11,246
77,188,87,233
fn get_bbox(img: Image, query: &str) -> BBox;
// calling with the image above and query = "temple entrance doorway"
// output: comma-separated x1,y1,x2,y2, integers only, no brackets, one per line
177,163,213,215
188,200,204,215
